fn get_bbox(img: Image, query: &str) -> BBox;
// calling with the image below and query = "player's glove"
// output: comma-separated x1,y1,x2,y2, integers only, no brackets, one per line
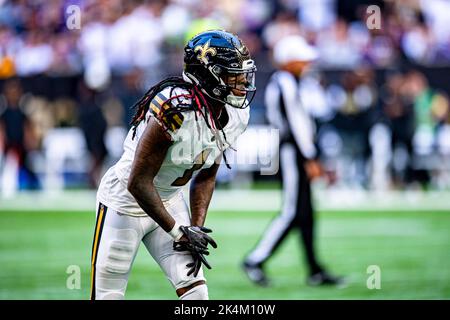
187,248,211,277
173,240,210,277
173,226,217,277
179,226,217,250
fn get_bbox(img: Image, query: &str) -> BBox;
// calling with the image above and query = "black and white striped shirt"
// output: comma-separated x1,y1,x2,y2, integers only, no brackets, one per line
265,70,317,160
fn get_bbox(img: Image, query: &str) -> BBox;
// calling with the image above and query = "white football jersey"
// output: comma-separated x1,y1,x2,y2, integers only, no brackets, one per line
97,86,249,216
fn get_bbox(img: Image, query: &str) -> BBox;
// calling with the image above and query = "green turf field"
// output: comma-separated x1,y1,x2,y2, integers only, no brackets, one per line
0,209,449,299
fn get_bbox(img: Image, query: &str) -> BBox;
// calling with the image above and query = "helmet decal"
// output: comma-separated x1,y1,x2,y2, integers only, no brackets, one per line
194,40,217,65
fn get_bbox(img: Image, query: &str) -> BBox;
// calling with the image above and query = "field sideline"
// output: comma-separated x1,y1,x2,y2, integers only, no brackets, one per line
0,208,449,299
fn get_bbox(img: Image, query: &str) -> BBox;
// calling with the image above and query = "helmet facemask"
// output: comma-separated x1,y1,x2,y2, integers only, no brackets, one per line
212,60,256,109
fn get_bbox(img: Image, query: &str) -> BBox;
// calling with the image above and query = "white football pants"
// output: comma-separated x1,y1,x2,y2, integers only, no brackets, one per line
90,193,206,300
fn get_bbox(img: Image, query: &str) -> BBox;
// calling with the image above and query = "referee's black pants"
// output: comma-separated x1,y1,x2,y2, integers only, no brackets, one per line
246,142,322,275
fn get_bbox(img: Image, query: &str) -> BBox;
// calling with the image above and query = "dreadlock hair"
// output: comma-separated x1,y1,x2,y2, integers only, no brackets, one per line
129,76,232,168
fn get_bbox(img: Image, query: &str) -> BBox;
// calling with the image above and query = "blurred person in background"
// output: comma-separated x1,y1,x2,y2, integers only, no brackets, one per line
0,78,39,191
403,70,449,186
77,80,108,188
382,71,416,186
316,18,364,68
382,69,450,188
331,68,378,188
115,68,145,127
262,10,302,50
242,36,343,287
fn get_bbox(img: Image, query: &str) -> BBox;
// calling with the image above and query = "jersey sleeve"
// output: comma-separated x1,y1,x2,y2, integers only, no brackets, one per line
147,87,193,141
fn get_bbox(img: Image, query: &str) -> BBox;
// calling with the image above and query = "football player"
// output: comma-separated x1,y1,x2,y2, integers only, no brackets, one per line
90,30,256,300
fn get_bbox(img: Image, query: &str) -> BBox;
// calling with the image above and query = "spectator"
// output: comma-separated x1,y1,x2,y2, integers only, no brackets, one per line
0,78,39,190
77,80,108,188
382,72,415,186
329,68,378,187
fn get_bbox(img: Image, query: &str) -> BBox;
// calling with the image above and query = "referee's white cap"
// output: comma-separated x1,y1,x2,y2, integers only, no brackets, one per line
273,35,319,65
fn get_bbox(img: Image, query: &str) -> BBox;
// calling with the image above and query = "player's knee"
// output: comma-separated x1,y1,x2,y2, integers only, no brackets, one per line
178,282,209,300
97,291,125,300
95,273,128,297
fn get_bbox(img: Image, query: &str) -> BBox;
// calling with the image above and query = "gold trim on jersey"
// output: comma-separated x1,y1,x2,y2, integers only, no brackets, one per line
149,93,184,131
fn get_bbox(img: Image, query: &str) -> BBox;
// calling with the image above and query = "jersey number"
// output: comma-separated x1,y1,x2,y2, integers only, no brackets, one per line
171,149,213,186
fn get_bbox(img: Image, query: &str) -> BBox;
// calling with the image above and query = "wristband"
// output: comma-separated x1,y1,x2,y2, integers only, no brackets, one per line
169,222,183,241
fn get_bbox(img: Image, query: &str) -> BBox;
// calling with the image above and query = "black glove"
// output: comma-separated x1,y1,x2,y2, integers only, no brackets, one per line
179,226,218,250
186,246,211,277
173,226,217,277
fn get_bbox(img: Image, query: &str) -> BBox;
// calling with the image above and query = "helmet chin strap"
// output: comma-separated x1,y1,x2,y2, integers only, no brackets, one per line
183,71,225,105
226,93,248,108
183,71,250,109
182,71,194,84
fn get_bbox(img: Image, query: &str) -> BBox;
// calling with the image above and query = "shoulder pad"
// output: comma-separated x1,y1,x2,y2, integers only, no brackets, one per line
149,91,187,132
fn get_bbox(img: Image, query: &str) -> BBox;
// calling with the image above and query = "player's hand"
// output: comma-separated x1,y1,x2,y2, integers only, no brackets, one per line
179,226,218,250
186,250,211,277
173,239,212,277
304,160,324,181
172,226,217,277
173,238,210,255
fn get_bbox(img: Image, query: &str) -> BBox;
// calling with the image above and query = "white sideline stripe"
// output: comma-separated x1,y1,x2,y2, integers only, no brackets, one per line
0,189,450,212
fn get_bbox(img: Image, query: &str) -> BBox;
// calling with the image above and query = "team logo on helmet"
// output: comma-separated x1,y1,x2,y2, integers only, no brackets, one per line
194,40,217,65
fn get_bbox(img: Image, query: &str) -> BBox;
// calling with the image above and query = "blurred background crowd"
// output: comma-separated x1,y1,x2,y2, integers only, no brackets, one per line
1,0,450,193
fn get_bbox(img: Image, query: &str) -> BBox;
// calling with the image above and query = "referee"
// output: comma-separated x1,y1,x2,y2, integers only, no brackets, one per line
242,36,342,287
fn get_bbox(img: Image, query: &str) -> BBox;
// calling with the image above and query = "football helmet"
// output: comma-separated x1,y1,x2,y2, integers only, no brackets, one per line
183,30,256,109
